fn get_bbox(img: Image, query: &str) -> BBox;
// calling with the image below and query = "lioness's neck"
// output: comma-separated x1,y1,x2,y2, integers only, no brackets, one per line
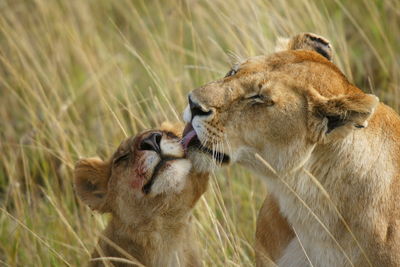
267,127,391,207
261,109,397,257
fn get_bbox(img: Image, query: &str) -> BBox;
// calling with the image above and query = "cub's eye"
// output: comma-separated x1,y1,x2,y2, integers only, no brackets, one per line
113,153,130,165
166,131,178,139
246,94,274,106
225,69,237,78
248,94,263,99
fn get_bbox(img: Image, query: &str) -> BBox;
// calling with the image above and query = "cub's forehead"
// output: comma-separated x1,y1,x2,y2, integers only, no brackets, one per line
114,136,135,155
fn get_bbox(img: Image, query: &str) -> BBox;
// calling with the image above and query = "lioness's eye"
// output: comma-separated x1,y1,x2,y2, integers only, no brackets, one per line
246,94,274,106
225,69,237,77
246,94,265,102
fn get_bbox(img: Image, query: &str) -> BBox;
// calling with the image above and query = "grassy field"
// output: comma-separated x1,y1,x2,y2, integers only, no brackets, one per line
1,0,399,266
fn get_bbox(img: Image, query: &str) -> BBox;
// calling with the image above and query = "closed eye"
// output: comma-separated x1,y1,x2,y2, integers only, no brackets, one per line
245,94,274,106
225,69,237,78
245,94,265,102
248,94,263,99
113,153,130,165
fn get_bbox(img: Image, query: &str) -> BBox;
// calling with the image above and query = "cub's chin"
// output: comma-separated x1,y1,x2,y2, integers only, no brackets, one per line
148,159,192,197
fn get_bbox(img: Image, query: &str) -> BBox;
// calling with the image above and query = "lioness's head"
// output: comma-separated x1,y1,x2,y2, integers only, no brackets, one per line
74,124,208,224
182,33,379,174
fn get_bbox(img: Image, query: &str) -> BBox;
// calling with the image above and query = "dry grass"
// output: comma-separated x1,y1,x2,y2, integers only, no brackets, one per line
0,0,399,266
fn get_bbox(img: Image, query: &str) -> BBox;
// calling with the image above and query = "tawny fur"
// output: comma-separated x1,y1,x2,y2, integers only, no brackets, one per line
184,33,400,266
74,124,208,267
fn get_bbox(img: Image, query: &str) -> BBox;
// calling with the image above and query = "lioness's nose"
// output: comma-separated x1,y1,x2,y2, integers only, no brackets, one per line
139,132,162,153
188,95,212,119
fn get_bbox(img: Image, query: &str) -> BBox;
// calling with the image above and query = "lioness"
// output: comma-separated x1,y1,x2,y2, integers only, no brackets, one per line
182,33,400,266
74,125,208,267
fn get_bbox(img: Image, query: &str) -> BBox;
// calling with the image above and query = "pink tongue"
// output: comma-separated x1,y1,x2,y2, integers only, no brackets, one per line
182,123,194,137
181,129,197,151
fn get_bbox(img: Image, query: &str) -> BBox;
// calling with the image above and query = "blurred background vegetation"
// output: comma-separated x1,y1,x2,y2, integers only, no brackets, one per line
0,0,399,266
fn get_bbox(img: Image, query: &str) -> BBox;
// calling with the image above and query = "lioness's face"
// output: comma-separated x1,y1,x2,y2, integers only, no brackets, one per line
182,33,378,173
182,55,308,172
74,129,209,222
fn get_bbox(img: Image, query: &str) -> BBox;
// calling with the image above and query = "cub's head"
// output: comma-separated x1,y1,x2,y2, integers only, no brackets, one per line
74,124,209,223
182,33,379,174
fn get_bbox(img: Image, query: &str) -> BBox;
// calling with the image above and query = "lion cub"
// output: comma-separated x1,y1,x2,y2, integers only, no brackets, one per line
74,126,208,267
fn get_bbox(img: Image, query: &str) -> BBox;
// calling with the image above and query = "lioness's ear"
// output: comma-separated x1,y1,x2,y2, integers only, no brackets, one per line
275,32,333,61
307,91,379,142
74,157,111,212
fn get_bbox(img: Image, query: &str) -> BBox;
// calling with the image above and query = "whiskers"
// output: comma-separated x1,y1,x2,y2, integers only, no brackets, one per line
181,120,232,173
204,130,232,167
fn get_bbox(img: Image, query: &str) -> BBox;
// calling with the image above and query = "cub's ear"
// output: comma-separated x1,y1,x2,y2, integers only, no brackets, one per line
74,157,111,212
275,32,333,61
307,91,379,142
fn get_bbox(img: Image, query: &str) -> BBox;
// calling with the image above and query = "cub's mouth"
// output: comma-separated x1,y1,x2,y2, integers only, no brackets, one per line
136,131,189,195
142,155,181,194
181,123,230,164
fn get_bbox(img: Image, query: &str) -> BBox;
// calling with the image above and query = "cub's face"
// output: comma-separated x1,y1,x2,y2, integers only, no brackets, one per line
182,33,379,174
74,128,208,223
111,130,191,198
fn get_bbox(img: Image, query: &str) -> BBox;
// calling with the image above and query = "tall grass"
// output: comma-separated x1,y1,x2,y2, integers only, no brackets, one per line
0,0,399,266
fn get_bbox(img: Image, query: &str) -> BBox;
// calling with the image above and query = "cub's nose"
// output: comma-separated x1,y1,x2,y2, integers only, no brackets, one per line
139,132,162,153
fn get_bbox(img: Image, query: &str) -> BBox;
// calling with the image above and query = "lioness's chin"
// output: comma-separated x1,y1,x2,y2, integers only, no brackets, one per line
182,122,230,166
187,149,230,173
148,159,192,197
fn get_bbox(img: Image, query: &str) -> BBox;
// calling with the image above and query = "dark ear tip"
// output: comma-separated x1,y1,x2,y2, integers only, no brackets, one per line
290,32,333,61
305,33,332,61
303,33,331,47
